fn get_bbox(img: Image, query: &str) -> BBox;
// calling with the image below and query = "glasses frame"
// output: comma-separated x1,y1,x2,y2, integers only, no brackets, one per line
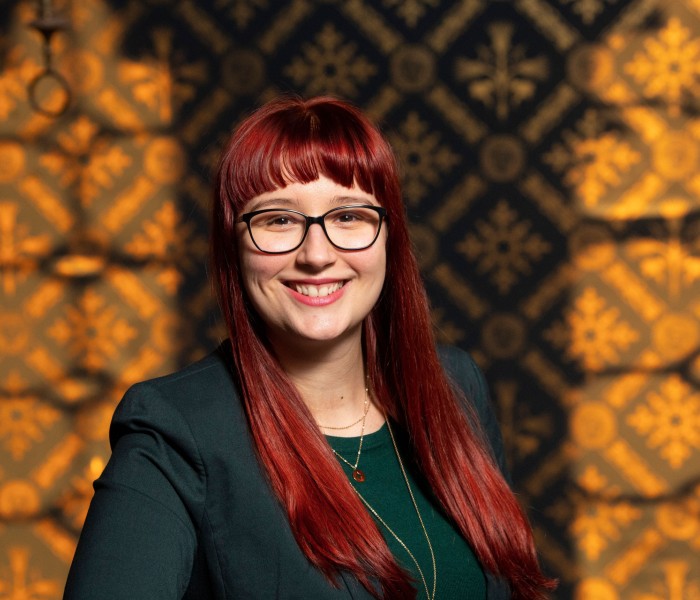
239,204,388,254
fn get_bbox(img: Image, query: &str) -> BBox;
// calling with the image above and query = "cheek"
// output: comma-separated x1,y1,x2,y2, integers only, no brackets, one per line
359,245,387,289
240,254,277,290
238,241,280,298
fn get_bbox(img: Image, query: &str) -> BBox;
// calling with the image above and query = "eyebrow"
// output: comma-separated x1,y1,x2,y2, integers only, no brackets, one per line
245,194,377,212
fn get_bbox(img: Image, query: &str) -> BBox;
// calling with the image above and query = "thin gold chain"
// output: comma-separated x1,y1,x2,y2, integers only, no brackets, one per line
317,393,369,431
350,420,437,600
328,387,369,471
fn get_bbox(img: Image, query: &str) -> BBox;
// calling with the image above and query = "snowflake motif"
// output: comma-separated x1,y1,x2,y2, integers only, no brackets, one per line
572,495,642,560
119,28,207,123
284,23,377,97
39,115,131,207
455,22,548,121
633,561,700,600
383,0,440,28
0,397,61,460
625,18,700,116
0,202,52,295
388,112,459,204
457,200,551,294
496,380,552,460
510,410,552,460
124,201,207,295
48,288,138,372
543,109,641,207
544,286,639,371
626,222,700,298
548,468,641,561
559,0,618,25
628,375,700,469
215,0,267,28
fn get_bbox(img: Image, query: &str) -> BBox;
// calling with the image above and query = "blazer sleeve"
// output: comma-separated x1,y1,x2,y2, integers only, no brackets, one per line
64,382,206,600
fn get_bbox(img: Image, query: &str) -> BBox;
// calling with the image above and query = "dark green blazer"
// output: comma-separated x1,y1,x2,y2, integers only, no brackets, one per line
64,343,511,599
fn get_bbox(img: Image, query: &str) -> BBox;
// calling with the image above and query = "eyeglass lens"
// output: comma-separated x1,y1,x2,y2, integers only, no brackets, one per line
247,206,382,253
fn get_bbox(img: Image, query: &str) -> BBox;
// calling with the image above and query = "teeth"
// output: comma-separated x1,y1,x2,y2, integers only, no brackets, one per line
293,282,344,297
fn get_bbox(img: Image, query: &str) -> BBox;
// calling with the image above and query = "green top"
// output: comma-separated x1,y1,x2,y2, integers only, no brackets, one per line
327,423,487,600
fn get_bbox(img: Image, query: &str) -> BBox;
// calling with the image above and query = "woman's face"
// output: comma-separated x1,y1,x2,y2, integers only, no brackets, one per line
237,175,387,350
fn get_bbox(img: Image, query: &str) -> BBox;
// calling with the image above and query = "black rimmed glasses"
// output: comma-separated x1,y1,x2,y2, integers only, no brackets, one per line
239,205,387,254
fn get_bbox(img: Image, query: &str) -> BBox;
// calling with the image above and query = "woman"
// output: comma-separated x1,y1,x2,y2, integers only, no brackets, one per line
65,96,555,599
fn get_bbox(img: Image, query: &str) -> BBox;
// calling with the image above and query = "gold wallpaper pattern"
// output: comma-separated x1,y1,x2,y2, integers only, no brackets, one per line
1,0,699,598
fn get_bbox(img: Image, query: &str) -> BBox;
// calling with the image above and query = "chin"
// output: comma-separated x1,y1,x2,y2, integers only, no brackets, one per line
276,322,360,347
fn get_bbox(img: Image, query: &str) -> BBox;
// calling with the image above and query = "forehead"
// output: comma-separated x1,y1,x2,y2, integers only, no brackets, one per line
243,176,379,213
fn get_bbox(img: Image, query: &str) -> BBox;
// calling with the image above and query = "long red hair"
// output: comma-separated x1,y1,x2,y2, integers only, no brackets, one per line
211,96,555,598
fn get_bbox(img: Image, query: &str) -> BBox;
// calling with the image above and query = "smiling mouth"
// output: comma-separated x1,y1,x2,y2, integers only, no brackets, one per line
289,281,346,297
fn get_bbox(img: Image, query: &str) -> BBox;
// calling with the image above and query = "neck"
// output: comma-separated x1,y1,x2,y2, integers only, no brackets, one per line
268,330,383,436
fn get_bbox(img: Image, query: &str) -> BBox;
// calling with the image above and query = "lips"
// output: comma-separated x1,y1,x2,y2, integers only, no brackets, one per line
289,281,345,298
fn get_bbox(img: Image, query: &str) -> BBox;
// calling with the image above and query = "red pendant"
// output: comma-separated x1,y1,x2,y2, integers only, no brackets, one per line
353,469,365,482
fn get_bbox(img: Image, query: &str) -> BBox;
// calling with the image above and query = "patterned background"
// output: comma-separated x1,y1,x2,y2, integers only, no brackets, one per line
1,0,699,598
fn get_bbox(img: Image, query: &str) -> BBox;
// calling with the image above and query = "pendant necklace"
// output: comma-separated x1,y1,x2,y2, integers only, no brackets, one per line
320,385,370,482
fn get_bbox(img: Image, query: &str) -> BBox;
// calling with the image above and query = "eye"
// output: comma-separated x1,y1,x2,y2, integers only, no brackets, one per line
329,207,378,227
336,211,363,223
269,215,293,226
255,211,304,229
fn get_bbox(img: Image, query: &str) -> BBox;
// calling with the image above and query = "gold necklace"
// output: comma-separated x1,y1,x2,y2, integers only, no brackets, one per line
328,387,369,482
350,420,437,600
317,393,369,430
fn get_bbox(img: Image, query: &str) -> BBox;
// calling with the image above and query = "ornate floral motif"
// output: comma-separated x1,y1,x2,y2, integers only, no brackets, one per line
124,201,207,295
39,115,131,207
284,23,377,97
626,220,700,298
625,18,700,116
383,0,440,28
633,561,700,600
558,0,618,25
544,287,639,371
457,200,551,294
119,28,207,123
455,22,548,120
494,379,552,461
544,109,641,208
0,202,51,296
628,375,700,469
0,547,61,600
0,397,61,461
47,289,138,372
548,466,642,560
215,0,268,28
388,111,459,204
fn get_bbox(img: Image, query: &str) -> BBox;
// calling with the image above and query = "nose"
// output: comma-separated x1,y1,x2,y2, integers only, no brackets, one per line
296,222,336,268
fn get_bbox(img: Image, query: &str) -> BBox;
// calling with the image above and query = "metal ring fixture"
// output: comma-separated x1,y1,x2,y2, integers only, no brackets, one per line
27,66,71,117
28,5,71,117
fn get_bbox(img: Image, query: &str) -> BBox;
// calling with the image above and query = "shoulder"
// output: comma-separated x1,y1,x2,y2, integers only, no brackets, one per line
436,344,511,481
129,342,236,399
436,344,489,410
111,342,244,449
123,342,237,410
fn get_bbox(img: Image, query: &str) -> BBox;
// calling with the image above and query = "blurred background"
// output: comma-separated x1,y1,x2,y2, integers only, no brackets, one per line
1,0,699,598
